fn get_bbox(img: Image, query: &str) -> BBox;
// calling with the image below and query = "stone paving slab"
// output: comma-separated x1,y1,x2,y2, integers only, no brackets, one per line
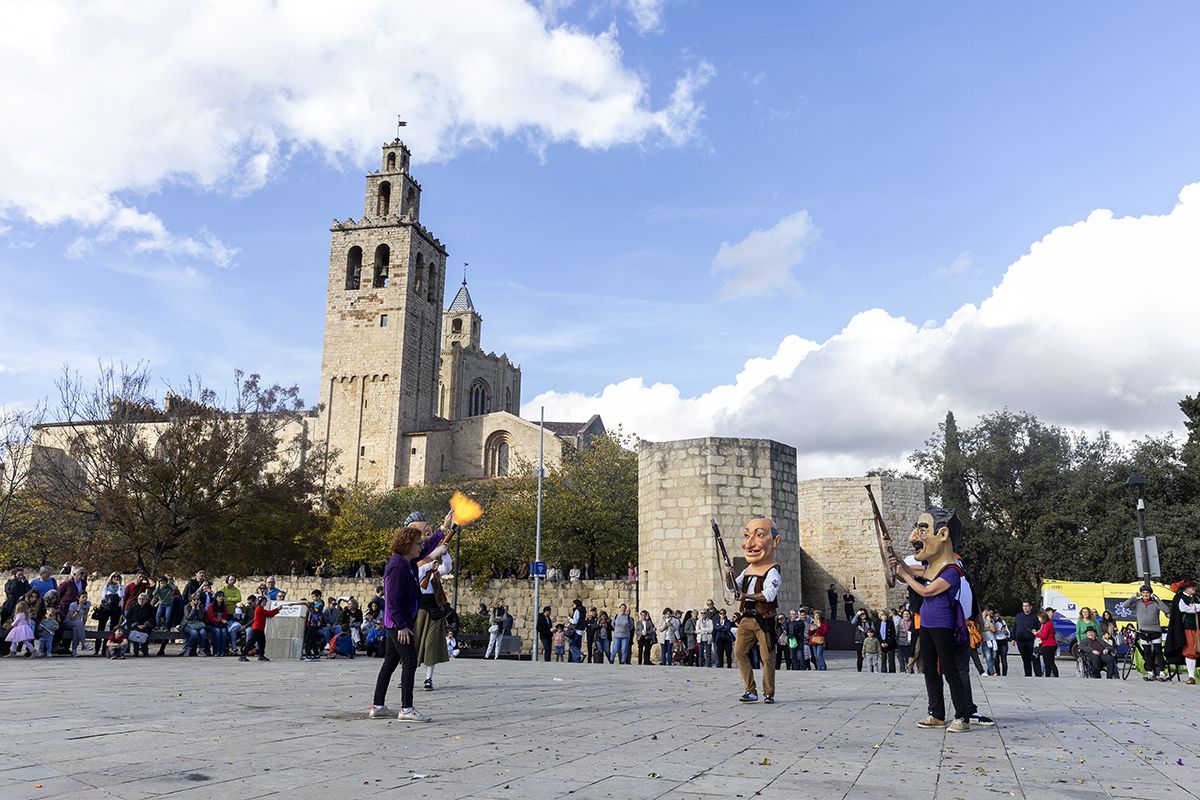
2,652,1198,799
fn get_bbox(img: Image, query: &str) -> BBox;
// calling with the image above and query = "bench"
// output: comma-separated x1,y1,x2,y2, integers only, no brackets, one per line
456,633,523,659
85,627,192,656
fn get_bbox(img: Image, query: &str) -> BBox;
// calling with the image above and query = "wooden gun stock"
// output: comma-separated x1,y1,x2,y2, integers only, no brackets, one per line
865,485,897,588
711,518,737,593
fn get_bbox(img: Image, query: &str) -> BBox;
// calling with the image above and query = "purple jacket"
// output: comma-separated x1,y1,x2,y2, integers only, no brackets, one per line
383,530,445,631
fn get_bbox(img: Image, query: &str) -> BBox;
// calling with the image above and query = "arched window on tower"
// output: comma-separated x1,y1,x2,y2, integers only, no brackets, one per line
469,379,490,417
373,244,390,288
413,253,425,295
426,261,438,302
484,430,512,477
505,387,512,414
451,318,463,334
405,186,416,215
377,182,391,217
386,152,396,171
345,246,362,290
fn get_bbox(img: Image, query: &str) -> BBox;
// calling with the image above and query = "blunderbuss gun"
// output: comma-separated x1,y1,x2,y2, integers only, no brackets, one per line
711,517,737,602
864,485,897,588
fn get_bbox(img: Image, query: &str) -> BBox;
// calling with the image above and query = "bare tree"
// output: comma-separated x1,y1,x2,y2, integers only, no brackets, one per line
0,398,47,540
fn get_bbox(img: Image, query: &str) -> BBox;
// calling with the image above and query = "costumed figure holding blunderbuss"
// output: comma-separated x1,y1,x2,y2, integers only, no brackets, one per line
714,516,782,704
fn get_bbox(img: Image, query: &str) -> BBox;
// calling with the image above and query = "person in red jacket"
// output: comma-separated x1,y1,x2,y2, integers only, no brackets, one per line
1036,611,1059,677
239,596,281,662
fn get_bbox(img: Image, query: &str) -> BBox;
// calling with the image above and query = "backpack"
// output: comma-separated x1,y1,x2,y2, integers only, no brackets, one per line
329,633,354,657
940,564,970,647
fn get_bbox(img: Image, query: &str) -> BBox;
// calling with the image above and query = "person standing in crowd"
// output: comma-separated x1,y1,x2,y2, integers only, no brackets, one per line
1165,578,1199,684
877,609,897,673
862,627,881,672
1121,586,1170,681
981,610,997,676
898,609,914,673
6,600,35,656
1036,611,1059,677
66,591,91,656
627,561,638,583
182,570,206,602
151,576,175,630
1013,600,1043,677
369,523,444,722
635,610,655,665
1098,609,1118,641
695,608,714,667
485,598,508,660
239,595,282,662
1075,607,1100,643
657,607,676,666
682,610,697,667
537,606,554,662
29,566,57,598
123,573,152,614
611,604,634,665
842,590,855,621
809,609,829,670
94,573,125,656
852,610,871,672
713,609,734,668
786,609,808,670
568,599,585,663
584,607,599,662
552,624,566,661
827,584,838,620
594,611,612,664
992,612,1010,676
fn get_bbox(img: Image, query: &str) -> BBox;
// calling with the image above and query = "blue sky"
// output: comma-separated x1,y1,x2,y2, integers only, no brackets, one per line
2,2,1199,475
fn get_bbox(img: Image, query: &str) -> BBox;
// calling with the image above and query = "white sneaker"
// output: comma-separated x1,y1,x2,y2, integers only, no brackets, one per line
367,705,394,719
397,708,432,723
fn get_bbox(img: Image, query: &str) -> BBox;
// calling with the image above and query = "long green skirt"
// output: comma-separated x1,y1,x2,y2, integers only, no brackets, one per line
414,606,449,666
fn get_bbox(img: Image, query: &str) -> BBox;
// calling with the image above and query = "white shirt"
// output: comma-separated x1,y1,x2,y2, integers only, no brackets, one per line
417,554,451,595
734,566,781,602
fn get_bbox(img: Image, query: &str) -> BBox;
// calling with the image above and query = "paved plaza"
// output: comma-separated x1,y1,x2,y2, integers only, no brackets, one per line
2,652,1198,800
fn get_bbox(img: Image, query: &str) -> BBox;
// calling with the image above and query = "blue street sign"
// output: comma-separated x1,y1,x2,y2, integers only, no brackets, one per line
530,561,547,578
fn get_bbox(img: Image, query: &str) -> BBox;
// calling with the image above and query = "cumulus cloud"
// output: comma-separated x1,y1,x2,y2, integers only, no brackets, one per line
931,251,974,280
530,183,1200,478
0,0,710,265
711,210,818,300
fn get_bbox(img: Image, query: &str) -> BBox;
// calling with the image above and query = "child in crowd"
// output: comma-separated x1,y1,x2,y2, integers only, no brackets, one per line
107,625,129,659
863,627,881,673
5,600,35,657
37,608,60,658
445,628,459,658
152,576,175,629
365,619,385,657
238,595,282,663
303,600,324,660
552,624,566,662
67,592,92,655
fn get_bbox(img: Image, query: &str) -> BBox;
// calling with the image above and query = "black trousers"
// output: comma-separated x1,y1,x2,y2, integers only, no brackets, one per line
969,647,985,675
920,627,968,722
243,629,266,657
1139,637,1165,675
1040,644,1059,677
539,635,552,662
637,637,652,665
1088,652,1118,678
953,639,978,718
856,642,864,671
716,639,733,667
1016,638,1042,676
374,627,416,709
881,647,896,673
995,639,1009,676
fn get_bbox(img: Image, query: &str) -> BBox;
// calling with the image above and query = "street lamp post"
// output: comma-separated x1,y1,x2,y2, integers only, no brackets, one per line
1126,471,1151,587
532,406,545,663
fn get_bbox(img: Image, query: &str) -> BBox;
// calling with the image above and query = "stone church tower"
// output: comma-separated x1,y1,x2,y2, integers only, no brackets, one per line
437,278,522,422
317,139,448,488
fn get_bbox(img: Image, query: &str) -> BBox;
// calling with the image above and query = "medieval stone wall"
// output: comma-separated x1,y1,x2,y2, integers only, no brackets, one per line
637,437,802,620
797,476,926,613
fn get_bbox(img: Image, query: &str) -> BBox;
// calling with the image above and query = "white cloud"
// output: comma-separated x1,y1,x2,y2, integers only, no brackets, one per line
711,210,818,300
625,0,667,34
529,183,1200,478
0,0,710,265
932,251,974,280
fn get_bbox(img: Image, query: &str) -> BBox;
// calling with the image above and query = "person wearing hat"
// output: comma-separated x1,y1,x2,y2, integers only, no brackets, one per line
1120,585,1171,681
1165,579,1200,685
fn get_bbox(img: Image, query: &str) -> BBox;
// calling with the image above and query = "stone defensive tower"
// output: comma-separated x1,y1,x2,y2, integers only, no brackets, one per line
797,476,926,613
637,438,802,617
317,139,449,488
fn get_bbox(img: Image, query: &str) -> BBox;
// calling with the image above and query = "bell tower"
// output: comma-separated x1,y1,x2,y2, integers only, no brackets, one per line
317,138,448,489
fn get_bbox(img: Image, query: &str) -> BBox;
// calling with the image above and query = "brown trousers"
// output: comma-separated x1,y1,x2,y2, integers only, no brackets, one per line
734,616,775,697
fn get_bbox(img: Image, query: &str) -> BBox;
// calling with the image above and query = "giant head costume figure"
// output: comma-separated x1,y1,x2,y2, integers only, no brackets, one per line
908,506,961,572
741,515,780,572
